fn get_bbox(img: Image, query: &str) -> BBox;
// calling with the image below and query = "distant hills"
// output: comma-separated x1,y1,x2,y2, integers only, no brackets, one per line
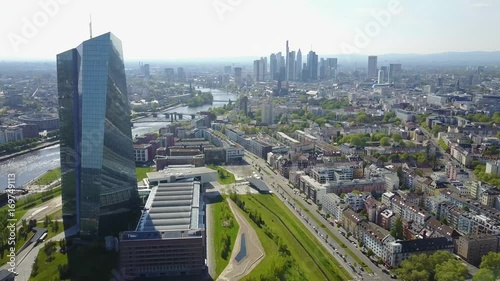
331,51,500,66
130,51,500,67
2,51,500,68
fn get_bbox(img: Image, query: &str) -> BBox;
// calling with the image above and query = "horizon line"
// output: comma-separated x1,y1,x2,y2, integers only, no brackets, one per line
2,50,500,63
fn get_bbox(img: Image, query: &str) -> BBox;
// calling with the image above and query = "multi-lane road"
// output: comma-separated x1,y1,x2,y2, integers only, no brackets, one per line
244,152,394,281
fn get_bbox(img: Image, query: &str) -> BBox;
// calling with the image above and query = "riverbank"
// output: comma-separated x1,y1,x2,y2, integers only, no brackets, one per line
0,140,60,162
131,103,186,122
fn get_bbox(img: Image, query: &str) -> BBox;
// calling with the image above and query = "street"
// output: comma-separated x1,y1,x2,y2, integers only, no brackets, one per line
0,231,66,281
244,152,393,281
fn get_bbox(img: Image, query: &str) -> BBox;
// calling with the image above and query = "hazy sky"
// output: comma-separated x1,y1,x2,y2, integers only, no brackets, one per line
1,0,499,60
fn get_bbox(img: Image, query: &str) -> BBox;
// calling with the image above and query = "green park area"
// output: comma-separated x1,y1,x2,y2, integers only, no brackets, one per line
29,240,119,281
135,166,154,181
0,204,63,265
34,168,61,186
229,193,351,281
211,196,239,278
207,164,236,185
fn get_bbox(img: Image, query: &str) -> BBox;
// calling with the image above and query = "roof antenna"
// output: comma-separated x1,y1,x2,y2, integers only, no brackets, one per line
89,14,93,39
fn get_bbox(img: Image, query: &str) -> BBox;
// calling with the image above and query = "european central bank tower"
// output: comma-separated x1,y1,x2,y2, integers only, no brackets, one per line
57,32,138,237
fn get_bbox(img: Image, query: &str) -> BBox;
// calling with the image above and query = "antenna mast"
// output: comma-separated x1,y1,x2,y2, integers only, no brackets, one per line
89,14,93,39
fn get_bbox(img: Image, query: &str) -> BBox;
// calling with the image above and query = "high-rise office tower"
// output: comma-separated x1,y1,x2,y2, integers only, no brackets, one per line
253,60,260,82
234,67,242,85
277,52,285,71
285,40,289,81
389,63,402,83
261,57,267,81
239,95,248,116
270,53,278,80
380,66,388,83
57,32,138,237
368,56,378,78
253,57,267,82
262,97,273,125
326,58,338,80
177,67,186,81
224,65,232,75
288,51,295,81
143,63,150,77
296,49,302,81
307,50,318,80
319,58,326,80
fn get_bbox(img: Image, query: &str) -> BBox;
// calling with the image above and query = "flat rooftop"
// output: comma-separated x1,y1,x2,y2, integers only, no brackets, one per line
147,166,217,184
136,180,203,232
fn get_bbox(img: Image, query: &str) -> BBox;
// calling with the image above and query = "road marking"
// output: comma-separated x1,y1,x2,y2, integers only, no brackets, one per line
29,206,48,218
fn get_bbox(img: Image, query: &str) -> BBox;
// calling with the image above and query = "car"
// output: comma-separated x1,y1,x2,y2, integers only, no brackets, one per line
390,274,397,279
382,269,389,274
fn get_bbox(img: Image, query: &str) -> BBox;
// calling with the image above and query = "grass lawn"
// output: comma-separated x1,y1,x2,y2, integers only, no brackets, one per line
211,196,239,278
237,194,351,281
293,198,372,273
136,166,154,181
207,165,236,185
0,186,62,221
29,245,67,281
29,242,119,281
34,168,61,186
0,187,62,266
0,217,64,266
47,209,63,221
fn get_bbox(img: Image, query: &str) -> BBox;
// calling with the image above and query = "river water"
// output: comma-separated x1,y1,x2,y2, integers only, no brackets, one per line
0,87,237,190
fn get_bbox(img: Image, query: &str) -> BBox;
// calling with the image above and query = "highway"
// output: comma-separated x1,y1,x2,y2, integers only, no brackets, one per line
244,152,393,281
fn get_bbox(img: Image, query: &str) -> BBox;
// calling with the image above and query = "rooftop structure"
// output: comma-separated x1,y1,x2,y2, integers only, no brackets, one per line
146,165,217,186
120,179,205,279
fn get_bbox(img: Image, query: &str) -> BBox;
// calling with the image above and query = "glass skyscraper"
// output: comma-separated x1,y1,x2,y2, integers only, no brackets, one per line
57,32,138,237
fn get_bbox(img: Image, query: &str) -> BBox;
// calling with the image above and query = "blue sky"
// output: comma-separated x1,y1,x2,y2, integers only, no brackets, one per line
1,0,499,60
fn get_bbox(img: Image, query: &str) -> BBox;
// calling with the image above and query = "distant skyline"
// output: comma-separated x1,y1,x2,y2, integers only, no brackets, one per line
1,0,500,60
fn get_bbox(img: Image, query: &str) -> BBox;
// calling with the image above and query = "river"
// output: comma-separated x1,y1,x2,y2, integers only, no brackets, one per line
0,87,237,190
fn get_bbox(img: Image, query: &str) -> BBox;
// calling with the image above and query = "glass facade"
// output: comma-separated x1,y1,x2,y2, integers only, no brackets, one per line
57,33,137,236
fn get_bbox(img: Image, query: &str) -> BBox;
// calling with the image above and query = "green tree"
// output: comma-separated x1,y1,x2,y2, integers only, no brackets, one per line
431,124,445,137
479,252,500,277
435,259,468,281
31,256,40,277
371,132,386,141
392,133,403,142
396,251,469,281
416,152,428,163
380,137,391,146
378,155,388,162
473,268,495,281
396,254,431,281
390,216,403,240
44,215,50,227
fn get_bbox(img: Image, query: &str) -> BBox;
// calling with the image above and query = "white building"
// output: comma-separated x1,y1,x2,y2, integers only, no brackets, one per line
321,193,347,222
346,193,365,212
486,161,500,176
